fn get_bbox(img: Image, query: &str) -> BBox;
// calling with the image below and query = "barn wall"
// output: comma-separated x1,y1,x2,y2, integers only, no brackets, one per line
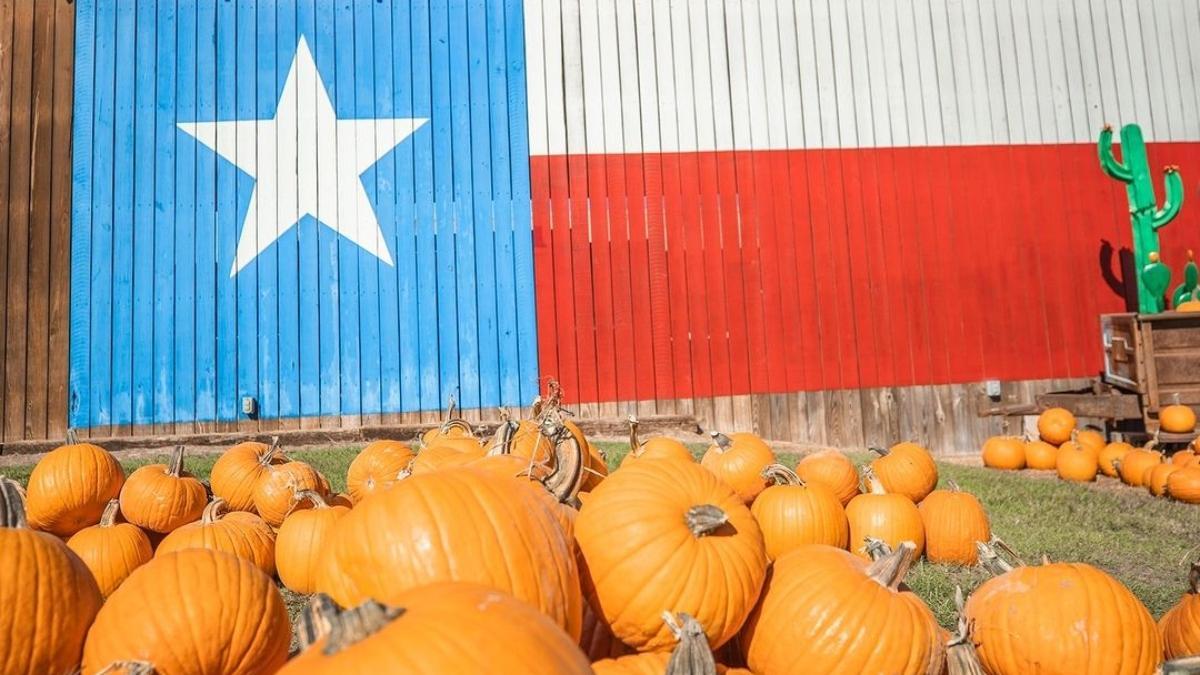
0,0,74,443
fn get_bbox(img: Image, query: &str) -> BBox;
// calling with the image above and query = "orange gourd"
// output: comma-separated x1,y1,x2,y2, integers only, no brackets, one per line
155,498,276,576
1148,463,1183,497
409,441,487,474
1167,467,1200,504
1119,446,1164,487
1055,440,1099,482
1162,401,1197,434
82,549,291,675
870,442,938,503
700,431,777,503
751,464,849,559
1074,429,1106,453
1024,439,1059,471
345,440,415,503
277,491,351,594
0,477,103,675
795,449,860,506
253,460,327,527
24,433,125,537
917,483,990,565
622,416,694,467
981,436,1025,470
1161,562,1200,660
210,439,287,512
1099,441,1133,477
66,499,153,598
1037,407,1076,445
845,468,925,559
1172,449,1199,467
119,446,208,534
575,459,767,652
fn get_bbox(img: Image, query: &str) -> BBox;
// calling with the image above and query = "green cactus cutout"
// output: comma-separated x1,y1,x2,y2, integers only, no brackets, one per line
1098,123,1184,313
1172,249,1198,309
1142,252,1172,313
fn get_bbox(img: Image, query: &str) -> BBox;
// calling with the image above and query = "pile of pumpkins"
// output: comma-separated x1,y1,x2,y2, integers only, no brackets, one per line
4,395,1200,674
982,406,1200,504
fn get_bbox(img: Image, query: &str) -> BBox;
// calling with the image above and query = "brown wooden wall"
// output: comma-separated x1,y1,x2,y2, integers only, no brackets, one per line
0,0,74,443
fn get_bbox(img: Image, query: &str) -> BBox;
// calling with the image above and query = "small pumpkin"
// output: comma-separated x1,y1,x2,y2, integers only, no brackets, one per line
1166,467,1200,504
1074,428,1106,453
66,499,153,598
1161,399,1197,434
576,458,767,652
0,476,104,675
1024,439,1059,471
1055,439,1099,482
1172,449,1199,467
622,415,694,467
277,490,351,594
1037,407,1076,445
795,449,860,505
981,436,1025,470
845,468,925,559
740,543,945,674
279,583,591,674
210,438,287,512
1148,463,1183,497
751,464,848,559
156,497,276,575
592,613,716,675
345,440,415,503
1118,446,1164,487
870,442,938,503
420,397,476,446
1161,562,1200,659
25,432,125,537
918,482,990,565
700,431,777,503
82,549,291,675
253,460,327,527
119,446,208,534
1099,441,1133,477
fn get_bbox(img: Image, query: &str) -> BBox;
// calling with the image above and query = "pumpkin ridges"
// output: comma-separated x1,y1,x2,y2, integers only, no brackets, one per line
918,485,990,566
1162,563,1200,659
845,468,926,559
118,446,208,534
345,441,415,504
699,431,777,504
25,438,125,537
752,463,849,559
981,436,1026,470
155,498,276,576
869,442,938,503
277,491,351,595
795,450,860,506
211,438,288,513
66,499,154,598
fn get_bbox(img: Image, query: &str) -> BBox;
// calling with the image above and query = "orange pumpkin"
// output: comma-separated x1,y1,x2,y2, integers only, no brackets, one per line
1172,449,1199,467
279,583,591,674
1024,439,1059,471
210,439,287,512
82,549,290,675
1055,440,1099,482
345,440,415,503
575,459,767,652
845,468,925,559
0,477,103,674
795,449,860,506
1074,429,1107,453
964,559,1161,674
1162,403,1198,434
700,431,777,503
981,436,1025,470
751,464,849,559
119,446,208,534
1119,447,1164,487
25,434,125,537
591,613,715,675
917,483,990,565
740,543,944,674
1167,467,1200,504
1148,463,1183,497
1099,441,1133,477
319,468,582,639
870,442,938,503
66,499,153,598
622,416,694,467
1037,407,1076,445
1179,290,1200,312
420,399,476,447
253,460,327,527
409,442,487,474
156,498,276,576
583,442,609,491
1161,562,1200,660
277,491,351,594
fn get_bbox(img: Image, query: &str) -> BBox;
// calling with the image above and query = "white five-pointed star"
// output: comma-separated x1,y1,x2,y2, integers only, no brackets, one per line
178,36,427,277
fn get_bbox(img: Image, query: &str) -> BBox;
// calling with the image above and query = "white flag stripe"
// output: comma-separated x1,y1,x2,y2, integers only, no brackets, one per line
526,0,1200,156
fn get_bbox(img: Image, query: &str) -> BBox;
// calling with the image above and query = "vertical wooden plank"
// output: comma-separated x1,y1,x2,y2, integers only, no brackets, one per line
67,0,95,434
332,0,361,428
106,0,134,433
250,0,280,429
86,0,116,433
0,0,13,441
272,0,300,429
482,0,513,409
429,0,458,413
128,0,155,429
4,0,34,439
151,0,177,432
353,0,381,424
206,0,232,433
46,0,75,439
411,0,440,413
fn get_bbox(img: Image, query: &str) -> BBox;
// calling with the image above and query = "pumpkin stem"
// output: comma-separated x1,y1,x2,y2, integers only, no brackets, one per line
322,600,405,656
200,498,229,525
946,479,962,492
1163,655,1200,674
295,594,341,654
628,415,642,453
99,498,121,528
0,477,28,529
946,587,985,675
541,421,585,505
484,420,518,456
168,445,187,476
975,540,1018,575
760,463,804,486
257,437,285,468
709,431,733,452
860,466,887,495
685,504,728,537
661,612,717,675
294,489,330,510
869,445,890,457
866,541,917,591
863,536,893,561
66,427,79,445
1147,432,1161,451
95,662,156,675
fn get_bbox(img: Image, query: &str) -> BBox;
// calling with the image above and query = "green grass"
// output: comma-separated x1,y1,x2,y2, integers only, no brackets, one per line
7,441,1199,630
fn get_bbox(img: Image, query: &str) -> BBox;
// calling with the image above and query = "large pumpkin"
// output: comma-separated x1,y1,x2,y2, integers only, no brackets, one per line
700,431,777,503
1161,562,1200,659
210,439,287,512
740,543,944,674
318,467,582,638
1162,403,1198,434
1037,407,1076,445
1056,440,1099,482
917,483,990,565
345,440,415,503
964,559,1161,674
1166,467,1200,504
279,583,591,674
253,460,327,527
981,436,1025,470
66,498,153,598
751,463,848,559
575,459,767,652
0,477,104,675
870,442,938,503
25,434,125,537
1099,441,1133,477
82,549,290,675
1024,439,1059,471
622,416,694,467
795,449,860,505
845,469,925,558
277,490,351,594
1119,447,1164,487
156,498,276,576
119,446,208,533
